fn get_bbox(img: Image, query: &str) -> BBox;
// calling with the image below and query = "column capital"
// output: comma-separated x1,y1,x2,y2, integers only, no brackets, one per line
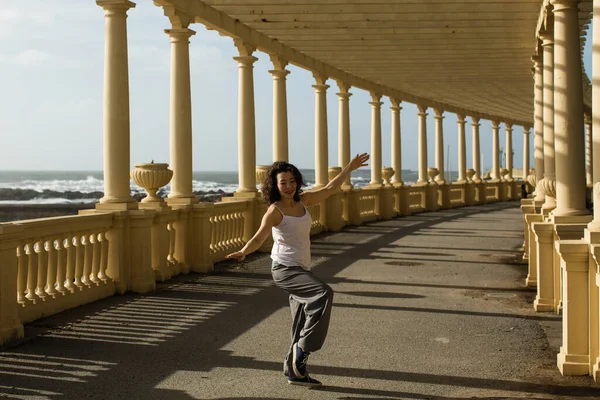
417,104,428,114
268,69,290,78
523,126,531,133
491,120,500,129
165,27,196,42
158,2,194,29
369,92,382,102
313,72,328,86
457,114,466,123
97,0,136,13
389,97,401,108
433,108,444,118
233,39,255,57
531,54,543,68
312,84,330,92
336,80,351,93
539,31,554,46
269,54,288,70
550,0,580,11
471,116,480,126
390,105,402,112
505,123,513,132
233,55,258,66
336,92,352,99
369,101,383,108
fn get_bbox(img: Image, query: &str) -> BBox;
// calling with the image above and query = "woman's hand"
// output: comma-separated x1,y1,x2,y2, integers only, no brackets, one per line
349,153,370,171
225,251,246,261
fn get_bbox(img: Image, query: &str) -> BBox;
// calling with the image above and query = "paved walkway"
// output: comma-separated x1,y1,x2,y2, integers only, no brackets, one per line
1,202,599,400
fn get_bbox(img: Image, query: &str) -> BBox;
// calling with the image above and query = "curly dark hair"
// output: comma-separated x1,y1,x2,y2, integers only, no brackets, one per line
261,161,306,204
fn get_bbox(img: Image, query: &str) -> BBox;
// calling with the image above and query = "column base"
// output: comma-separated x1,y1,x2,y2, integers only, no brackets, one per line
232,190,261,199
166,197,199,206
525,276,536,287
557,347,590,376
533,297,554,312
593,358,600,382
96,202,138,211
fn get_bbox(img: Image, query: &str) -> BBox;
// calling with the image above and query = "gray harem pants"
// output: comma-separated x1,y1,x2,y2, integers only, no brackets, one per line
271,262,334,376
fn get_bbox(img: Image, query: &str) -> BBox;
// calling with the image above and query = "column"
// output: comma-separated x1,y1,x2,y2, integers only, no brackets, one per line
523,126,531,180
434,109,445,183
541,32,557,212
313,74,329,189
472,117,481,182
506,124,513,180
233,40,258,194
551,0,588,216
97,0,136,208
417,105,428,185
457,114,467,182
269,55,290,162
390,99,404,186
585,113,593,186
369,92,383,187
337,81,352,189
491,120,501,180
532,55,546,203
166,27,196,203
591,0,600,233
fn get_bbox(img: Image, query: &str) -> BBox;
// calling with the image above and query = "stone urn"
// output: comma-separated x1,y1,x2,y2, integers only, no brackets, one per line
500,168,509,180
256,165,271,185
130,162,173,203
526,173,537,192
381,167,394,186
427,168,439,183
466,169,476,182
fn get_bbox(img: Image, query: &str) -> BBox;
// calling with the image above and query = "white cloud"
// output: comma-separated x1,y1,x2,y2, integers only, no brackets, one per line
0,49,50,66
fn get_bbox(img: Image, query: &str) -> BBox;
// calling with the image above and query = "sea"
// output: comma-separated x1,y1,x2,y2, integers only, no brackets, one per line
0,169,451,205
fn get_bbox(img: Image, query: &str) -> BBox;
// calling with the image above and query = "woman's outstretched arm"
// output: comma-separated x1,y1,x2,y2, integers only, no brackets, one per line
302,153,370,206
225,205,282,260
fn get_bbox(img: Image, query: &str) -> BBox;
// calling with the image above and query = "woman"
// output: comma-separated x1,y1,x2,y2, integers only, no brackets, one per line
226,153,370,387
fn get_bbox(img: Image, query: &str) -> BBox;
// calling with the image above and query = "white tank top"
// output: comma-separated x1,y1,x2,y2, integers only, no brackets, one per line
270,203,312,268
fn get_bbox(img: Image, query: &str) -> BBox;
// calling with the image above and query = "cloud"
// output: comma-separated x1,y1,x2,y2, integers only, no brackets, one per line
0,49,50,66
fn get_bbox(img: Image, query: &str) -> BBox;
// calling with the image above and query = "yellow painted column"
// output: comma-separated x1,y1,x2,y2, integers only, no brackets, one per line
337,81,352,189
523,126,531,180
233,41,258,195
269,55,290,163
417,105,428,185
369,93,383,187
532,55,546,204
491,120,500,181
434,109,445,183
390,99,404,186
540,32,557,213
96,0,136,209
506,124,513,181
585,113,593,186
551,0,588,217
472,117,481,182
166,27,197,204
313,74,329,190
457,114,467,183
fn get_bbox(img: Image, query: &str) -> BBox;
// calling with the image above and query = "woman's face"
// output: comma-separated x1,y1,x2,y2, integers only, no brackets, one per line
276,171,297,200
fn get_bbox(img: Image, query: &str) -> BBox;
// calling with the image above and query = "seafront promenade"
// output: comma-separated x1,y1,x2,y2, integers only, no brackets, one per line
1,202,598,399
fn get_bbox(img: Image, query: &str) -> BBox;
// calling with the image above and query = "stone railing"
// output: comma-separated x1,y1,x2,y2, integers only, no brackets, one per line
0,177,521,345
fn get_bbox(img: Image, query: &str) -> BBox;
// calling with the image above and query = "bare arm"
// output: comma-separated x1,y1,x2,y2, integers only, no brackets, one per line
225,205,282,260
302,153,370,207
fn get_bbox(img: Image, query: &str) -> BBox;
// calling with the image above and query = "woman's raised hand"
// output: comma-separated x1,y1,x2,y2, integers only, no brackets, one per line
349,153,370,171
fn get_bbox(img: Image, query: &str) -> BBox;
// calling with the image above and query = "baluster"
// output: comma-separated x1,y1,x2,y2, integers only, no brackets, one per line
16,244,27,304
64,235,75,292
25,241,39,302
219,214,227,251
55,237,67,294
45,239,58,296
73,234,84,289
81,234,92,286
214,214,221,251
167,223,175,264
224,213,232,250
36,240,48,300
209,216,217,253
90,233,100,284
98,232,108,282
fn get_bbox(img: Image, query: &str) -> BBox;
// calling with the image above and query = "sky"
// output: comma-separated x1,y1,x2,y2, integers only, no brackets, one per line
0,0,593,172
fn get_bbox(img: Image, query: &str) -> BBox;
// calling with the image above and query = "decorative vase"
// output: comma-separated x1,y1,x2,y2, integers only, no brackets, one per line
130,162,173,203
255,165,271,184
381,167,394,186
427,168,439,182
466,169,476,182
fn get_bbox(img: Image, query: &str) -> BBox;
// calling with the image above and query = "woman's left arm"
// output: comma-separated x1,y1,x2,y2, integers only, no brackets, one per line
302,153,370,206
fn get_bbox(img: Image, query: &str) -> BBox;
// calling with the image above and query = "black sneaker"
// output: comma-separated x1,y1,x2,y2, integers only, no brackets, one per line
288,375,322,388
292,343,309,378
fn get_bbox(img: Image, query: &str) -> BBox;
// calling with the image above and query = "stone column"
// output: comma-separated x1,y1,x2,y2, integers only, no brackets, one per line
434,109,445,183
532,55,546,204
417,105,428,185
523,126,531,180
313,74,329,189
551,0,588,217
96,0,136,209
269,55,290,162
472,117,481,182
541,32,557,213
585,113,593,186
491,120,501,180
166,27,197,204
457,114,467,183
506,123,513,180
233,41,258,195
390,99,404,186
369,92,383,187
337,81,352,189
